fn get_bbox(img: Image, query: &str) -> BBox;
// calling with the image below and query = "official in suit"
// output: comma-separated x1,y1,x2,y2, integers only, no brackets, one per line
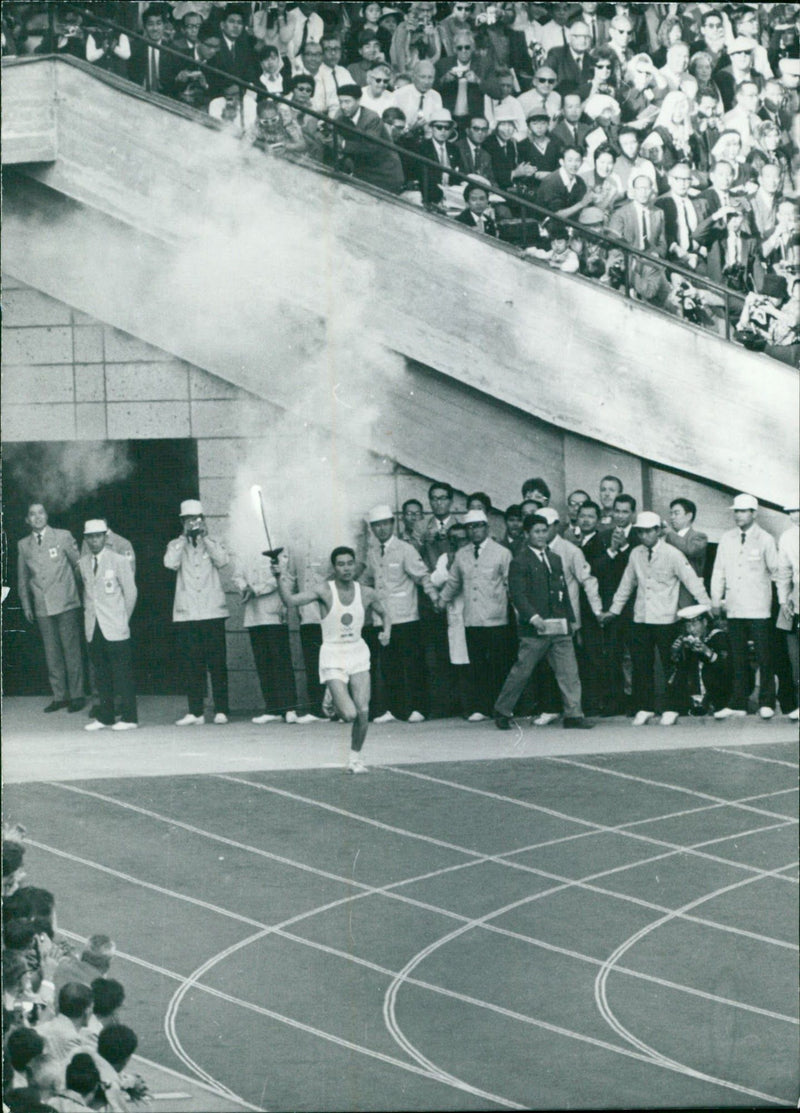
414,107,463,205
80,521,138,732
17,503,85,713
494,513,591,730
546,21,595,95
454,180,499,237
437,509,512,720
127,5,169,94
214,4,260,88
656,163,706,268
331,85,404,195
665,498,708,608
454,117,497,185
608,175,669,304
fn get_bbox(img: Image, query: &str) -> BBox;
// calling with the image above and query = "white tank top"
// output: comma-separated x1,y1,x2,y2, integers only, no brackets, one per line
321,581,365,645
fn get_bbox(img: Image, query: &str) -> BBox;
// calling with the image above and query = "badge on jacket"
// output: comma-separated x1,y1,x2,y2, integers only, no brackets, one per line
49,547,58,559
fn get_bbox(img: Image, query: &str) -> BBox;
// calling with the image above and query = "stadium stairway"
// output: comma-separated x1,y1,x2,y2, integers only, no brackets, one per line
2,54,796,502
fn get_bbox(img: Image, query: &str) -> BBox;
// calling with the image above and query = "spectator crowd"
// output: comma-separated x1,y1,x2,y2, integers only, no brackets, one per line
15,474,800,752
2,1,799,357
2,828,149,1112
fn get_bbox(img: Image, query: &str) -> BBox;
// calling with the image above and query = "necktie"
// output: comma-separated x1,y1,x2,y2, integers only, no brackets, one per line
539,551,551,575
589,17,596,45
641,209,650,250
419,91,425,112
741,532,747,546
299,15,309,55
148,45,159,91
380,542,386,557
37,533,42,546
474,543,481,559
93,555,99,576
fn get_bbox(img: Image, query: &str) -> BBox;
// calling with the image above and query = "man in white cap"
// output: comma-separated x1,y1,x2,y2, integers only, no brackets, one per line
272,545,390,773
493,512,591,731
361,504,438,724
710,494,779,720
776,501,799,721
416,107,461,206
437,508,512,722
80,521,138,732
164,500,231,726
666,604,732,717
604,511,712,726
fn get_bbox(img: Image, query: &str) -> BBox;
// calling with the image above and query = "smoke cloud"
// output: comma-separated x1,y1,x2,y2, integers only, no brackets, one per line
4,441,133,513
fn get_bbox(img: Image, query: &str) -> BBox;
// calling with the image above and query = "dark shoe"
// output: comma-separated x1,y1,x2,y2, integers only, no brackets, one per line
44,700,68,713
89,704,102,718
494,714,512,731
68,698,87,713
563,717,593,730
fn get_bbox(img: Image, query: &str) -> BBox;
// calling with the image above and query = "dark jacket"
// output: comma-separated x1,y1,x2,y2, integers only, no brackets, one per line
509,545,575,628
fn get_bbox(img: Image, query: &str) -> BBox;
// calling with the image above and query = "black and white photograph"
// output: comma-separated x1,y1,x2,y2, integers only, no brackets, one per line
1,1,798,1110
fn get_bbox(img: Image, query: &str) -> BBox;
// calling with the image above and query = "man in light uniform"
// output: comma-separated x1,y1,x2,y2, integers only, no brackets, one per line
164,499,230,726
604,511,712,726
17,502,85,713
710,494,779,720
273,546,390,773
80,520,138,732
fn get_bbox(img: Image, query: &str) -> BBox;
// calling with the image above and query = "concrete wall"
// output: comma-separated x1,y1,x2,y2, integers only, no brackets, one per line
3,56,796,503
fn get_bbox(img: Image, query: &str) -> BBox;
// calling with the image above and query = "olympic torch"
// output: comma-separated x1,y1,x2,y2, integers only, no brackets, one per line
251,485,284,562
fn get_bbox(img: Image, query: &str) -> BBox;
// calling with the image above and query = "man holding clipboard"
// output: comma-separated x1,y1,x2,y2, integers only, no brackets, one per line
494,513,592,731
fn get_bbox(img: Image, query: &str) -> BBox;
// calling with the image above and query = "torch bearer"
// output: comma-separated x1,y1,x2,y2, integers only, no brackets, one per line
251,485,284,562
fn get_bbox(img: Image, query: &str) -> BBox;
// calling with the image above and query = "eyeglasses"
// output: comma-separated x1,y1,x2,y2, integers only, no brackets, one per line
536,77,557,84
455,44,472,51
432,123,451,130
594,61,612,69
470,124,489,131
371,77,389,84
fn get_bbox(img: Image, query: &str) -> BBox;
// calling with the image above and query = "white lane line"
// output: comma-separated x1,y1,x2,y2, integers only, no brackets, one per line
383,767,798,884
29,835,797,1027
50,781,798,946
546,756,799,819
593,861,799,1103
712,747,800,769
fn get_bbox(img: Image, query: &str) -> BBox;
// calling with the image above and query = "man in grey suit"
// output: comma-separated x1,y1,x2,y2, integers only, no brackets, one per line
665,498,709,609
80,520,138,732
17,502,85,713
609,174,669,305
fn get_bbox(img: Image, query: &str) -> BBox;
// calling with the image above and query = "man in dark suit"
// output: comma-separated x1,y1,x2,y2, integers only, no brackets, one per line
665,498,709,608
454,180,499,236
609,174,669,304
435,34,487,129
656,162,707,268
127,4,169,94
214,3,260,89
536,146,588,217
546,20,595,95
454,116,497,186
550,92,592,152
494,513,591,730
415,108,462,204
330,85,404,194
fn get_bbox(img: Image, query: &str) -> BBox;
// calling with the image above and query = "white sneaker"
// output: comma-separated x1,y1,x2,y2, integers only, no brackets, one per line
789,708,799,721
284,710,298,724
713,708,746,720
347,756,368,774
373,711,396,724
659,711,678,727
176,713,204,726
533,712,560,727
84,720,108,732
632,710,655,727
111,721,138,731
407,711,426,723
758,706,775,720
467,712,488,722
252,713,281,724
213,712,229,725
295,713,324,724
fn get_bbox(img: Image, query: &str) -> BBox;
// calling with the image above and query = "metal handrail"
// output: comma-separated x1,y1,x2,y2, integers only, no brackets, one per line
28,2,747,341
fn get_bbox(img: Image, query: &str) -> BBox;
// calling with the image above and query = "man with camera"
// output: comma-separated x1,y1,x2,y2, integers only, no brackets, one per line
164,499,231,726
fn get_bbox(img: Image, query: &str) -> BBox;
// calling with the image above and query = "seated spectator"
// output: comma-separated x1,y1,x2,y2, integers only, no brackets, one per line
348,30,387,87
391,59,443,132
286,74,324,159
248,96,307,154
454,180,499,237
256,43,287,96
36,6,86,59
127,4,170,95
454,116,496,184
613,126,658,195
690,85,723,180
618,54,667,128
5,1028,45,1091
2,839,26,898
609,174,670,305
551,92,592,153
761,199,800,283
483,112,533,192
315,35,355,117
721,78,763,156
750,162,784,242
328,84,404,195
345,2,392,65
580,144,624,220
736,274,799,359
652,90,696,170
36,984,94,1064
748,121,793,184
688,51,724,111
709,129,755,192
390,3,442,75
435,32,489,131
581,49,622,101
576,208,612,275
85,15,131,77
53,937,115,997
360,62,394,116
659,41,691,92
438,1,476,59
526,221,581,273
96,1023,149,1108
49,1052,103,1113
208,82,258,136
84,980,125,1048
536,146,589,218
486,68,529,139
520,111,563,189
546,20,595,97
717,39,763,115
167,23,221,109
656,161,706,269
516,66,561,123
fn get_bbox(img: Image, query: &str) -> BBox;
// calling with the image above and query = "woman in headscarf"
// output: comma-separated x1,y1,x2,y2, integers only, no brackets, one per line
652,89,695,170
